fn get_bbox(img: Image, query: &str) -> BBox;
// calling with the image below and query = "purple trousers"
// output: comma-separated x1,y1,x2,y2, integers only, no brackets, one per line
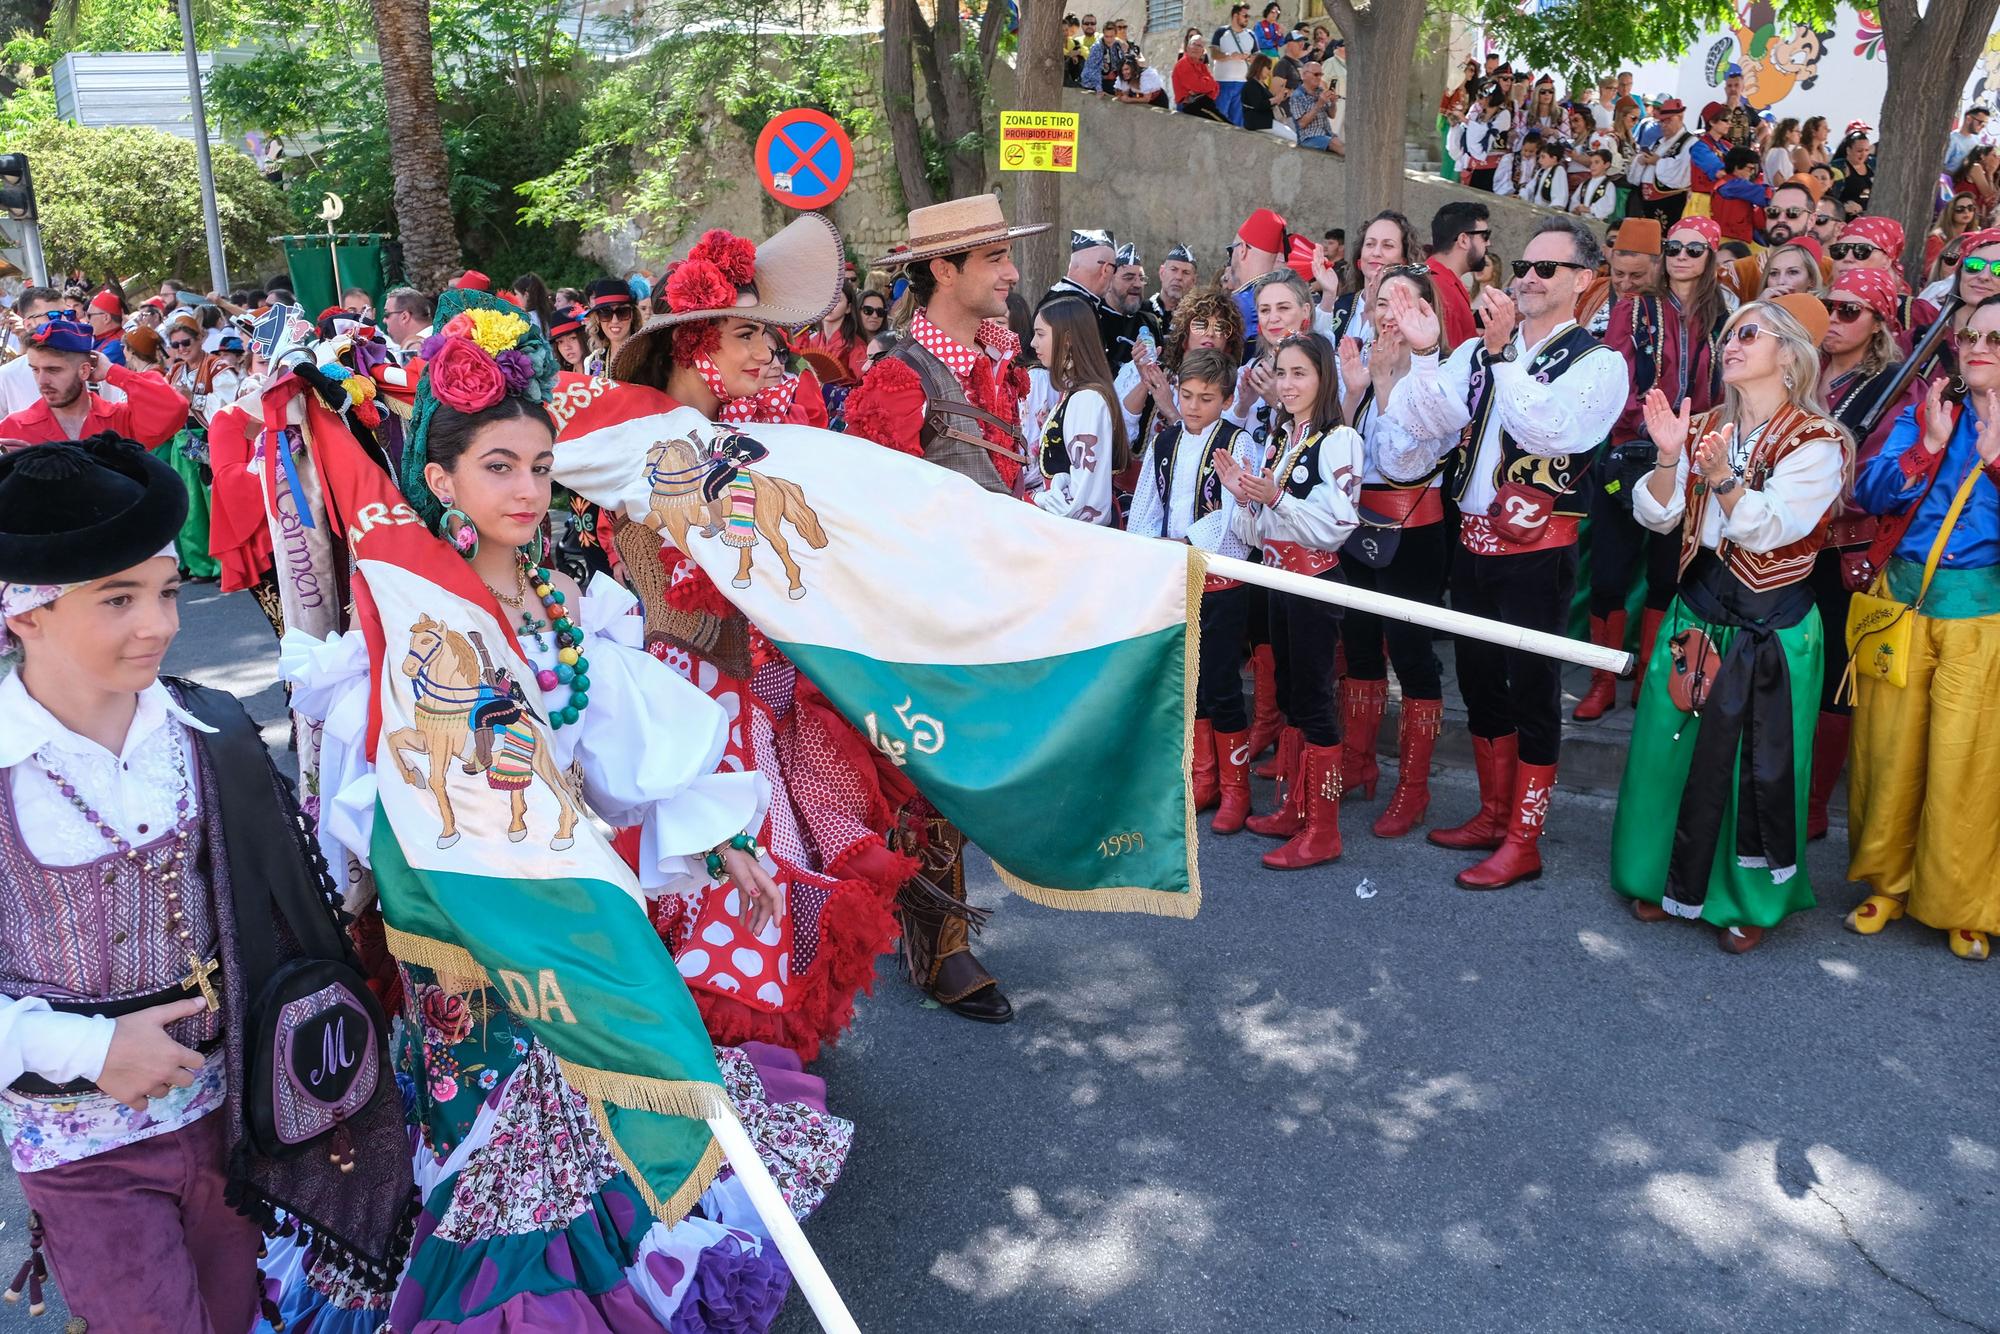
17,1108,261,1334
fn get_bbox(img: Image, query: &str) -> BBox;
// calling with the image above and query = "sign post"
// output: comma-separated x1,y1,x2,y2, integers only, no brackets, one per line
998,111,1081,173
754,110,854,211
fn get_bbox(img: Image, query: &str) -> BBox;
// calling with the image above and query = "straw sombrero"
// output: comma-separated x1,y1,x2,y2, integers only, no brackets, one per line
612,212,845,382
872,193,1050,271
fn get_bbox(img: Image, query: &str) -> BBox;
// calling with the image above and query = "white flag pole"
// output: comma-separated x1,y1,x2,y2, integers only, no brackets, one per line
1203,552,1635,677
706,1113,861,1334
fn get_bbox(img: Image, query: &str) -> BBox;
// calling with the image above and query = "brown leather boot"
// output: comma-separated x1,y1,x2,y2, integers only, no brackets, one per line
1806,711,1850,842
1572,610,1625,721
1246,644,1284,760
1374,697,1443,838
1456,761,1556,890
1339,677,1387,800
1263,743,1344,870
1212,728,1253,834
896,831,1011,1023
1428,733,1518,851
1192,718,1220,813
1246,728,1307,837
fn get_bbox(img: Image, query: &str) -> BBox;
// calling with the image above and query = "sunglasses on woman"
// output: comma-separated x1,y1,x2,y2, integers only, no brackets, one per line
1661,240,1710,258
600,304,635,320
1727,322,1769,344
168,338,194,350
1962,256,1998,275
860,303,886,316
1954,327,2000,349
1954,203,1979,213
1821,299,1873,324
1826,242,1878,261
1509,259,1590,279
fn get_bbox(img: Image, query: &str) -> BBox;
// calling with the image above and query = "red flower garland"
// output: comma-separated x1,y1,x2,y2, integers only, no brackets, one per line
688,229,758,287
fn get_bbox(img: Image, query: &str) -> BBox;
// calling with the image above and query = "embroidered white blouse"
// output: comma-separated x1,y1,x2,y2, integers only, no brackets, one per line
1231,422,1366,553
1126,418,1257,559
1633,423,1845,553
1029,388,1120,525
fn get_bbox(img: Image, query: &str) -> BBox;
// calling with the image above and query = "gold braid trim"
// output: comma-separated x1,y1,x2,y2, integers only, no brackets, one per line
584,1098,726,1225
558,1060,735,1122
382,925,490,995
991,544,1204,922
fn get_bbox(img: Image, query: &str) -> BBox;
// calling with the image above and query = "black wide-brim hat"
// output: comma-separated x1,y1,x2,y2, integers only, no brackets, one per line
0,435,188,585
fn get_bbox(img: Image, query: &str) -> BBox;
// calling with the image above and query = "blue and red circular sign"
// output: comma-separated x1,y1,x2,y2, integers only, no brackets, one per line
755,110,854,211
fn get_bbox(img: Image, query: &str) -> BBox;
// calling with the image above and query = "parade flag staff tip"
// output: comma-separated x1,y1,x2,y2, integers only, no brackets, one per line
1203,551,1638,677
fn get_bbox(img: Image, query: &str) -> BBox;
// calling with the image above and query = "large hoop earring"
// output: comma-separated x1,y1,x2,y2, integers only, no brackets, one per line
437,506,478,558
519,523,549,568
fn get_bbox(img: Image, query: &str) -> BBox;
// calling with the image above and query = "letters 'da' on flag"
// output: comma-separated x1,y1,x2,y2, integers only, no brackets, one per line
295,392,732,1222
549,376,1203,918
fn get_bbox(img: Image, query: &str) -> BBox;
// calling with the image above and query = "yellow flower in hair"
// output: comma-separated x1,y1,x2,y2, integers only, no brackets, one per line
465,308,530,356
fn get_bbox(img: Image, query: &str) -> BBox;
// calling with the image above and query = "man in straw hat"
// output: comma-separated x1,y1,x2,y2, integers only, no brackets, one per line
842,192,1050,1024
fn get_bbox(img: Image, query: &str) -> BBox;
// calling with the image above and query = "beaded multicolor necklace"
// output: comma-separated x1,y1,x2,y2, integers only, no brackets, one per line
520,555,591,729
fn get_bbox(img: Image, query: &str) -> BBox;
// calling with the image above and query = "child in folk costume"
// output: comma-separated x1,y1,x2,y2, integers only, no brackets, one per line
1028,296,1129,525
1572,149,1620,222
1127,348,1259,833
0,437,413,1331
1612,295,1848,953
1215,334,1366,870
1528,139,1572,212
1333,265,1462,838
283,292,853,1329
1845,298,2000,961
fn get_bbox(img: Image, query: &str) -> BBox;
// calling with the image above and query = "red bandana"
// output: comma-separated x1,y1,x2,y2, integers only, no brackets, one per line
1829,268,1904,331
1838,216,1904,257
694,352,803,425
1669,217,1722,249
909,310,1020,389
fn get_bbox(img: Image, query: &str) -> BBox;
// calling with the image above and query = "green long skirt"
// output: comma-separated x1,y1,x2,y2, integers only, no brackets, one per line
154,431,218,580
1609,595,1822,928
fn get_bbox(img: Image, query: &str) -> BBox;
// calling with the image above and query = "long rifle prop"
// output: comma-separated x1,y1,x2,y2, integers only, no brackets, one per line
1855,296,1963,442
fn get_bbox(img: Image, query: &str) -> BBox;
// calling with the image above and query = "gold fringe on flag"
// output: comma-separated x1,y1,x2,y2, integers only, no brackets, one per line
585,1098,726,1225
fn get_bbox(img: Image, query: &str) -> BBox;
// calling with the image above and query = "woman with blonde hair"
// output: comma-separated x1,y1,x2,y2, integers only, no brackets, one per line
1028,295,1128,524
1612,294,1848,953
1758,240,1827,299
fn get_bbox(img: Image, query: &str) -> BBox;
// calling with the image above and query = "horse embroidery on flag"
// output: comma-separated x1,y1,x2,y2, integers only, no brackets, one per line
643,430,828,599
390,614,581,852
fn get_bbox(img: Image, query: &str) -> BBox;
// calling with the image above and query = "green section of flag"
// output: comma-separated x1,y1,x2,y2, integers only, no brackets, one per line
781,623,1194,910
368,811,725,1215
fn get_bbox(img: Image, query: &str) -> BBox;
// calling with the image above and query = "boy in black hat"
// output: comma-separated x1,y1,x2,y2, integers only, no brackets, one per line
0,435,410,1329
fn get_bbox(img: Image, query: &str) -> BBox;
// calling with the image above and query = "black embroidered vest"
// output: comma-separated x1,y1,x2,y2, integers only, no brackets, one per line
1148,419,1243,526
1457,324,1611,519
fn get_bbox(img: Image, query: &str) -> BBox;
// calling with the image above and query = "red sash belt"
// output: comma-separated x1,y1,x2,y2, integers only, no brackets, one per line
1263,540,1340,575
1202,573,1242,592
1359,485,1445,529
1459,513,1582,557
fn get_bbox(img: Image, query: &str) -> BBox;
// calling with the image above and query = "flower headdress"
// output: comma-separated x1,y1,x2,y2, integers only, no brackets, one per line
665,229,761,365
401,288,561,528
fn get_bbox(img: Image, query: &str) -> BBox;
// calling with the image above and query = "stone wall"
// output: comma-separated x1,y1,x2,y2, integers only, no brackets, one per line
1054,87,1573,273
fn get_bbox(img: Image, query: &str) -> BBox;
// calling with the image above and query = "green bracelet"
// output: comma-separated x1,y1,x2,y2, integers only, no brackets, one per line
706,833,764,881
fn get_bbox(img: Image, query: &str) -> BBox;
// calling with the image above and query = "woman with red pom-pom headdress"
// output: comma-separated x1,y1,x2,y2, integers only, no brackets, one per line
599,213,962,1057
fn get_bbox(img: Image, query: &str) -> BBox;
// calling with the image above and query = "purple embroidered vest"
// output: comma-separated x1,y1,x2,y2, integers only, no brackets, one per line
0,766,223,1052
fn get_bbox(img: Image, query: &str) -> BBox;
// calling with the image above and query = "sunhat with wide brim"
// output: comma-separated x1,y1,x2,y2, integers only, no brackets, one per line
612,212,845,382
871,193,1050,271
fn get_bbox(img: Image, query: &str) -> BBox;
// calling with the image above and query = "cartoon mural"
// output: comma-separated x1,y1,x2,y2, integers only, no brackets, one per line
1730,3,1835,109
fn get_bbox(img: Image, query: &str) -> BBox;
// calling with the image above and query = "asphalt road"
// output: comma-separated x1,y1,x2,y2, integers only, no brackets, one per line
2,581,1995,1333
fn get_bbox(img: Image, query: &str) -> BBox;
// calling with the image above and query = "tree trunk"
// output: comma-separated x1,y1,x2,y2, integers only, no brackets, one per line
1873,0,2000,283
1323,0,1426,242
881,0,937,210
1012,0,1064,298
367,0,462,292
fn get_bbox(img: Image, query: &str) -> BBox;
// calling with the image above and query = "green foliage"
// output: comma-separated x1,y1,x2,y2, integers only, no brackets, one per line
1473,0,1837,81
5,117,290,285
518,0,876,253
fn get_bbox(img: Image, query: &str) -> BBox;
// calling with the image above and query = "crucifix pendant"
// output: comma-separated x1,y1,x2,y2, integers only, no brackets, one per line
182,953,221,1012
520,611,548,651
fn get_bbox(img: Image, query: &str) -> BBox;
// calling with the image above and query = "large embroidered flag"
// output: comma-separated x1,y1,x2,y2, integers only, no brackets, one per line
296,392,731,1221
550,376,1202,918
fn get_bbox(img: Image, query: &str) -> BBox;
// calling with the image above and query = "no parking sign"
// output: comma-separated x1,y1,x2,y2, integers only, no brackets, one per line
755,109,854,210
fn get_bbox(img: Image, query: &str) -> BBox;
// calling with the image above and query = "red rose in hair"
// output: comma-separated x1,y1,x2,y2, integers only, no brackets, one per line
688,229,757,286
671,319,723,365
427,334,507,413
666,258,736,316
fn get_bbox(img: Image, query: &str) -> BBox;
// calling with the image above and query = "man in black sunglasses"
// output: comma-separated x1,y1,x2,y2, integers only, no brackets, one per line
1760,179,1817,247
1375,217,1626,891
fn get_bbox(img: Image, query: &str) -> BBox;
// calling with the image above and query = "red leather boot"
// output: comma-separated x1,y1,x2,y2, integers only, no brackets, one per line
1263,743,1344,869
1428,733,1518,851
1256,719,1298,779
1456,761,1556,890
1246,728,1306,837
1806,711,1851,841
1246,644,1284,760
1340,677,1387,800
1374,697,1443,838
1212,728,1252,835
1192,718,1219,813
1572,610,1625,721
1631,608,1666,706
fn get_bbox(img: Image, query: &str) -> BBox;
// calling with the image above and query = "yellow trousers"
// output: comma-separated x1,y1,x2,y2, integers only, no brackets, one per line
1848,608,2000,933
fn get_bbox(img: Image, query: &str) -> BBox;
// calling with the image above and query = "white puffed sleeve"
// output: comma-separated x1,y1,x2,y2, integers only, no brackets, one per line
1185,428,1257,559
1242,425,1364,552
560,575,770,896
1633,453,1690,533
1031,389,1119,525
1488,344,1626,457
1383,346,1475,477
279,627,379,888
